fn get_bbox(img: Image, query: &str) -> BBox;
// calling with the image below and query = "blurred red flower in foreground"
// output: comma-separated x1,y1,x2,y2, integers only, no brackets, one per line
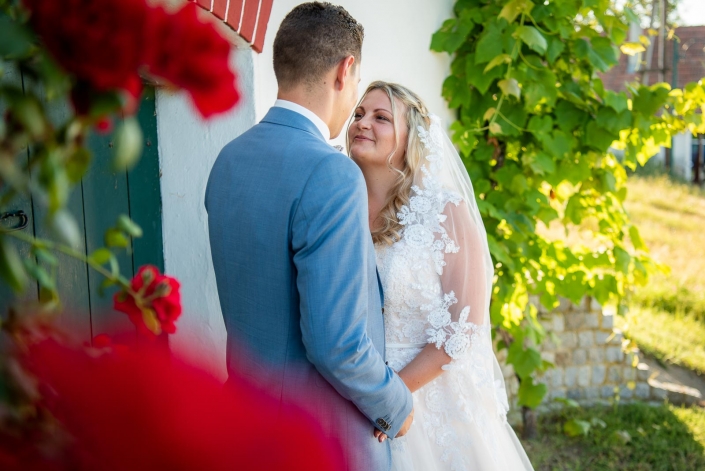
23,0,239,118
147,4,240,118
23,0,149,94
113,265,181,336
11,340,344,471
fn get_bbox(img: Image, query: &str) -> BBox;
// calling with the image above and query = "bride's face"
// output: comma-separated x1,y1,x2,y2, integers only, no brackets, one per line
348,89,407,172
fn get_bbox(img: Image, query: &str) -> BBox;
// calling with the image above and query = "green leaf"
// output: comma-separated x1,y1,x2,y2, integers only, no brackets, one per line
624,8,640,25
524,70,557,109
476,23,504,64
564,418,591,437
113,117,143,171
575,38,618,72
483,107,496,121
541,130,573,159
613,246,631,274
65,147,92,184
528,152,556,175
604,91,629,113
10,94,47,139
23,258,55,291
483,54,511,73
430,11,475,53
590,37,619,71
516,26,547,54
499,0,535,24
0,236,28,292
586,122,617,152
105,228,129,249
98,277,116,297
90,248,113,265
489,122,503,135
466,53,505,94
528,115,553,133
50,210,81,248
507,343,542,379
554,101,584,132
547,37,565,64
620,42,646,56
34,247,58,267
494,103,528,137
116,214,143,238
611,430,632,445
498,78,521,99
517,376,547,408
0,15,35,59
629,225,647,251
554,397,580,408
442,75,472,109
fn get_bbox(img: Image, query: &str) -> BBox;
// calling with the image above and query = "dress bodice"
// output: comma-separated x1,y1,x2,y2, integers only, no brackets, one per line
375,239,442,347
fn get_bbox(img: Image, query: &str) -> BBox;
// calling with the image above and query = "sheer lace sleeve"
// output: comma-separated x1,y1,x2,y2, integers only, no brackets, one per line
425,199,491,361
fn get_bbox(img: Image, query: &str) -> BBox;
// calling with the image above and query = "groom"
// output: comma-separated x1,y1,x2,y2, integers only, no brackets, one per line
205,3,413,470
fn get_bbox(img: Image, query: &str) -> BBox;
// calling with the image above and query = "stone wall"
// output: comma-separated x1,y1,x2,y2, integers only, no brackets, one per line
498,297,668,424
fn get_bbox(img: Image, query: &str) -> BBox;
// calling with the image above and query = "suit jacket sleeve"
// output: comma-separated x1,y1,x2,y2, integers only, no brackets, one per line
291,153,413,438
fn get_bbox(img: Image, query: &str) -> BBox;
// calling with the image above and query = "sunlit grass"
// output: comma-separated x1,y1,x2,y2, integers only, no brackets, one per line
522,403,705,470
616,306,705,376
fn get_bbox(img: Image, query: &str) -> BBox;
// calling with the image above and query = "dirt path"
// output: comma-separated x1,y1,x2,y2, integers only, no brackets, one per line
641,354,705,405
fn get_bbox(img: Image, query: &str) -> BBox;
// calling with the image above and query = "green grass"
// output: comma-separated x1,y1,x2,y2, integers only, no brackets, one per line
619,175,705,374
521,403,705,470
615,306,705,376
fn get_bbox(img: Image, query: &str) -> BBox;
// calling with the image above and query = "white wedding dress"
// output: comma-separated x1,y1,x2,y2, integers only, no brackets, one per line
376,116,534,471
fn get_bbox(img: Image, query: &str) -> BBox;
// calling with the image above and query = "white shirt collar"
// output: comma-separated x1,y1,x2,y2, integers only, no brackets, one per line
273,99,331,140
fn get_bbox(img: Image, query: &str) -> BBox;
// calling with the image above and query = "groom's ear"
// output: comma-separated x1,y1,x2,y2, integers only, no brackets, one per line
335,55,357,91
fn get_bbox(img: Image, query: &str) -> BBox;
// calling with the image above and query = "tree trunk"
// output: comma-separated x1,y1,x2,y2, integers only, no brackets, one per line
522,405,538,440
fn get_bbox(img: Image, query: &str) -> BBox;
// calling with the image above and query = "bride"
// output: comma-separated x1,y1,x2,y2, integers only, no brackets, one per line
347,81,534,471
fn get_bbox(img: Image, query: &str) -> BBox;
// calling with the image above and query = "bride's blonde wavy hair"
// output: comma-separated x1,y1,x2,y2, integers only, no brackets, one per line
348,81,431,246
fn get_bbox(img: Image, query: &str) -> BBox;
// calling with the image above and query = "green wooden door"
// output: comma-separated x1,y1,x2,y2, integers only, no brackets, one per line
0,74,164,344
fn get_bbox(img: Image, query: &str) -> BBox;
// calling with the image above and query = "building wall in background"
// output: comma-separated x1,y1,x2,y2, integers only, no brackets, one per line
252,0,456,148
156,33,255,379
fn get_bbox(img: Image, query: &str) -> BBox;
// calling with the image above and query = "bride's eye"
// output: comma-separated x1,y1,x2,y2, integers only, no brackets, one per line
377,115,390,122
353,113,362,119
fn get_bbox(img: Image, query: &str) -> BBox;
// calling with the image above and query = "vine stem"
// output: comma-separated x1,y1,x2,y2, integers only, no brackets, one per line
526,11,559,36
1,229,133,293
489,13,524,128
496,110,528,132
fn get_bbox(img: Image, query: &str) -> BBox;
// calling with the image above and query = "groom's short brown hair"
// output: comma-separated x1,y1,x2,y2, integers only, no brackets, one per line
273,2,364,90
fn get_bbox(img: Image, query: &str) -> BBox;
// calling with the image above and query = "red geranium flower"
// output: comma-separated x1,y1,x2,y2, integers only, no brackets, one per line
21,340,346,471
113,265,181,337
146,3,240,118
23,0,150,94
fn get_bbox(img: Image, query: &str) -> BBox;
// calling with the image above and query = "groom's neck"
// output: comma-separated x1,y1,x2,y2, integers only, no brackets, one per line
277,86,335,134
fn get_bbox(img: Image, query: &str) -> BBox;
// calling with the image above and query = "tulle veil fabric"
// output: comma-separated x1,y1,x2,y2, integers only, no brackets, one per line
379,114,534,470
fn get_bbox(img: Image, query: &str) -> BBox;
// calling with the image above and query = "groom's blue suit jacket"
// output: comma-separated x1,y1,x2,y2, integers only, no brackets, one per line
205,107,412,470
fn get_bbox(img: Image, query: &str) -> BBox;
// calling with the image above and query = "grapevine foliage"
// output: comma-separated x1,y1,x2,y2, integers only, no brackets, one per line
431,0,705,407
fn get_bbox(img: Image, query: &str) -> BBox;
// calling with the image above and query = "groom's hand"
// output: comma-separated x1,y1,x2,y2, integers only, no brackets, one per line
373,428,387,442
396,407,414,438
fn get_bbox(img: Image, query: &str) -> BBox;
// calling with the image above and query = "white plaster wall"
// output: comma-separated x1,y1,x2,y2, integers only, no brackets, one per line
156,36,257,380
252,0,456,146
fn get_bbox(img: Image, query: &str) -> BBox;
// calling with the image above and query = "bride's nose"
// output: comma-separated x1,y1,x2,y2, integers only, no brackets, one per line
357,116,371,130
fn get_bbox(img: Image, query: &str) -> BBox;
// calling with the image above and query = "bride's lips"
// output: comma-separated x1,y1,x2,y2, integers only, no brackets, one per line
353,135,373,142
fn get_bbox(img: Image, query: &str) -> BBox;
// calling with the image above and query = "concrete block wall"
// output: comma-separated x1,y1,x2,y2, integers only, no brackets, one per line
499,297,667,424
